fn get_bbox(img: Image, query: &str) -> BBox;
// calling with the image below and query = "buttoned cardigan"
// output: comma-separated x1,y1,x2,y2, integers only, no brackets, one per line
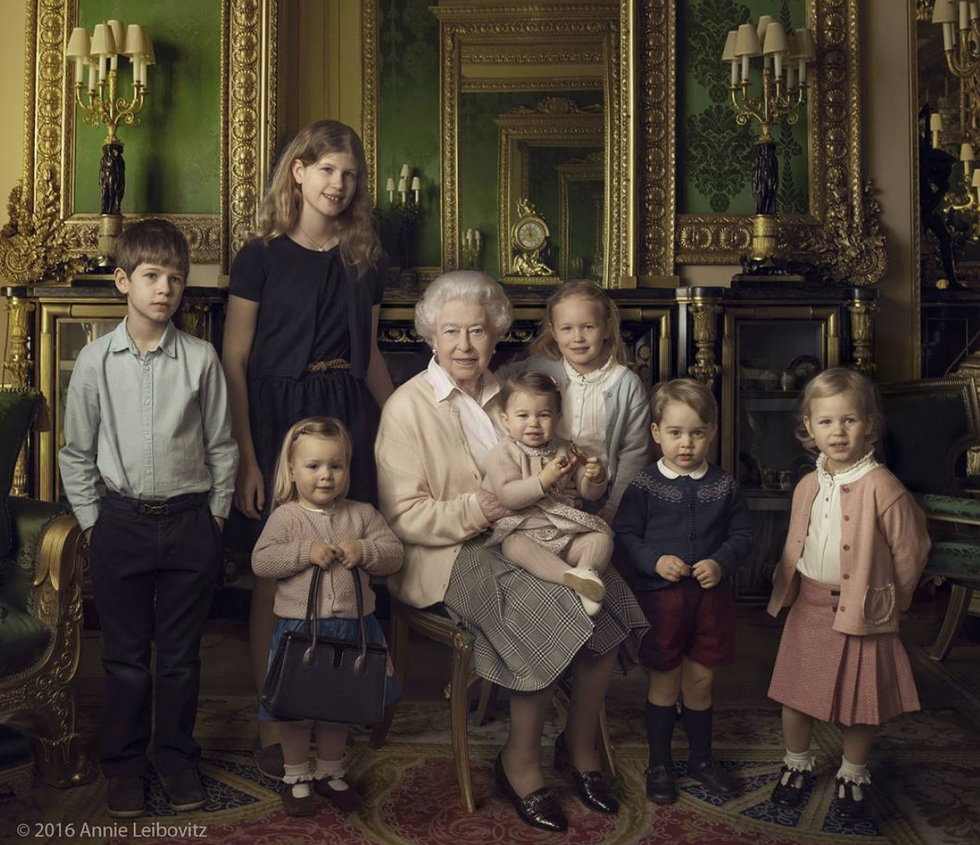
767,466,931,635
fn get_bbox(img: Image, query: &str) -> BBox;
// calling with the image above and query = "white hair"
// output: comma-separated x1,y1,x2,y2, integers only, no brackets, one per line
414,270,513,346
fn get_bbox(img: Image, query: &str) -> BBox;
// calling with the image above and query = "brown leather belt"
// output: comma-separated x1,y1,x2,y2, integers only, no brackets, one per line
307,359,350,372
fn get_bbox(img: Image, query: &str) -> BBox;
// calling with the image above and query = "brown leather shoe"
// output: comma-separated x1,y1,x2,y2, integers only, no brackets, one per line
313,776,364,812
161,768,207,812
281,783,317,817
106,775,144,819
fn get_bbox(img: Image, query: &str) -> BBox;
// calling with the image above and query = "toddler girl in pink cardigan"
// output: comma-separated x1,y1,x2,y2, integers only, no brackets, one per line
483,372,613,616
767,368,930,821
252,417,402,817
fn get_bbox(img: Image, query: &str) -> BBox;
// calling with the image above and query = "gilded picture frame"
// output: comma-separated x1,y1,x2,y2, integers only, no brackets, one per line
636,0,884,285
16,0,278,274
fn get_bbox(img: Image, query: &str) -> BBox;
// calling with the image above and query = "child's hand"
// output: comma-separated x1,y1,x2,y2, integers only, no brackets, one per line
310,541,341,569
540,456,575,489
336,540,364,570
477,490,513,523
582,456,606,483
692,559,722,589
213,515,225,532
655,554,690,582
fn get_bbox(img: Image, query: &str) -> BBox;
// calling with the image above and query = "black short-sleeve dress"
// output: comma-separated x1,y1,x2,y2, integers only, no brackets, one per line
226,235,386,552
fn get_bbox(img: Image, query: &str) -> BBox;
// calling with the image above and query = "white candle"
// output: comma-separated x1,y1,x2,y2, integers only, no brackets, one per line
87,61,96,91
798,57,806,84
139,60,147,87
75,57,84,83
386,176,395,203
944,21,955,51
774,52,782,78
730,60,739,85
960,0,969,30
475,230,481,246
133,57,142,86
110,54,118,72
787,65,796,89
741,55,749,82
99,55,107,82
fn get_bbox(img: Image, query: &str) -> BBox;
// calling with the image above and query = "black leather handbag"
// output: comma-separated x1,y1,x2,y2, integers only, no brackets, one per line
260,566,388,725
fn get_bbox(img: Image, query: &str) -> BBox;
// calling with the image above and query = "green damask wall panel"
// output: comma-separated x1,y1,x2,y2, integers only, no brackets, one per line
678,0,808,215
459,90,603,279
379,0,441,268
73,0,221,215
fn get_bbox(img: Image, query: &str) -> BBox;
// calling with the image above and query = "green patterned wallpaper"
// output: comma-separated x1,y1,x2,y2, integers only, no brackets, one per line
678,0,808,215
74,0,221,215
379,0,441,267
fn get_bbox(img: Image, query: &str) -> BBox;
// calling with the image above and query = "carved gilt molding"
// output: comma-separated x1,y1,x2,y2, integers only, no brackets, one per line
19,0,276,274
667,0,885,286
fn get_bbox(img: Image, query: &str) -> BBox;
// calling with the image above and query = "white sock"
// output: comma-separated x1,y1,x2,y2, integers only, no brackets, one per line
283,762,313,798
783,749,815,773
315,757,349,791
836,756,871,801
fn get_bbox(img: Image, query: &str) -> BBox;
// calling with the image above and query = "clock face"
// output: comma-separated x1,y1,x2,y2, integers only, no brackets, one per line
516,219,546,251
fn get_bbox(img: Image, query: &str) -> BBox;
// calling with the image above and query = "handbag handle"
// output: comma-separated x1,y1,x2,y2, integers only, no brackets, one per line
302,562,370,675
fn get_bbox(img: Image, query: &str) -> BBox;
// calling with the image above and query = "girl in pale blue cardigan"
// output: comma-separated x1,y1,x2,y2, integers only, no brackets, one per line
497,281,651,523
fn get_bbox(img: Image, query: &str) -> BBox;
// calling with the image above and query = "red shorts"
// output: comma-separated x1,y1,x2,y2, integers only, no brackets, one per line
636,578,737,671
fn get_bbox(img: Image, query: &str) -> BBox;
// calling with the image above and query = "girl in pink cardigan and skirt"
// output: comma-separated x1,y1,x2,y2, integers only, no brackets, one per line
767,369,930,821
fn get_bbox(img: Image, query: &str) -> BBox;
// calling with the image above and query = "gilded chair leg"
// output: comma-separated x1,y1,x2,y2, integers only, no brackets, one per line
450,643,477,813
473,679,496,727
371,605,409,749
930,584,974,662
597,704,615,778
29,688,93,788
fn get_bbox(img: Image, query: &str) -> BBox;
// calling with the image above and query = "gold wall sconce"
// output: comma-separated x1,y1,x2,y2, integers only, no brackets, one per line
66,20,155,266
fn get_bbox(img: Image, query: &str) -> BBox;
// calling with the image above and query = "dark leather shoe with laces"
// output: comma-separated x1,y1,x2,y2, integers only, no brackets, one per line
553,733,619,814
833,777,868,820
494,753,567,832
106,775,145,819
687,757,740,796
161,768,207,812
645,763,677,804
771,765,808,808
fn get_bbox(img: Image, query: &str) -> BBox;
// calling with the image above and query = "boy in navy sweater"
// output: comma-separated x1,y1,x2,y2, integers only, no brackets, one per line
613,378,752,804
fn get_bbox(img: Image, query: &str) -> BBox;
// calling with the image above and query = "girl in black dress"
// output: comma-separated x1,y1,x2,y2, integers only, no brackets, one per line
222,120,393,772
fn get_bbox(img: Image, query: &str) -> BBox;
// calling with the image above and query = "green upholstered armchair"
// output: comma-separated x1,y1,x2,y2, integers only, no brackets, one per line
0,388,89,787
880,377,980,661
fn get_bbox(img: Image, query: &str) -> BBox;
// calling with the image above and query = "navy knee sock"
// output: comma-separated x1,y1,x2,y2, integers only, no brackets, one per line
681,705,713,765
645,702,677,767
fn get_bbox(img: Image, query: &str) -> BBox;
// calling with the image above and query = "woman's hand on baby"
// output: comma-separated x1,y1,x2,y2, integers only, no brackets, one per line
582,456,606,483
336,540,364,570
655,554,690,582
692,559,722,589
476,490,513,523
310,540,341,569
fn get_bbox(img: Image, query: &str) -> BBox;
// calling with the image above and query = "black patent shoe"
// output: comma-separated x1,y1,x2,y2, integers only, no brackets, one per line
553,733,619,814
771,765,808,808
687,756,740,796
494,753,568,832
833,777,868,820
645,763,677,804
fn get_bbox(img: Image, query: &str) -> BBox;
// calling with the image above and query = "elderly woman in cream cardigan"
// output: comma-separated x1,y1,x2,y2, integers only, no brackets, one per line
375,271,647,833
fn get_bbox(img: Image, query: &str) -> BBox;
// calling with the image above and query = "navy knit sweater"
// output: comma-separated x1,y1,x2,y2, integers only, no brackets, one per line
612,462,753,592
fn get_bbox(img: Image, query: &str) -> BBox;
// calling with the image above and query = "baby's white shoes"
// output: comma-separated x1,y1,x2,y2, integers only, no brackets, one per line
564,568,605,617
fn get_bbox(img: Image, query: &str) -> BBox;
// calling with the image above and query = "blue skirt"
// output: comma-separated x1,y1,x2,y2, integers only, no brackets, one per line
260,614,400,722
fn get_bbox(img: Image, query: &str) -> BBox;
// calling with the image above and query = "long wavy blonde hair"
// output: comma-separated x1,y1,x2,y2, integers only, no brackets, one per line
527,280,628,364
254,120,381,276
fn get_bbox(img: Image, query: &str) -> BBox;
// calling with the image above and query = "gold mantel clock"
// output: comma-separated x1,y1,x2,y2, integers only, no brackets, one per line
510,199,555,279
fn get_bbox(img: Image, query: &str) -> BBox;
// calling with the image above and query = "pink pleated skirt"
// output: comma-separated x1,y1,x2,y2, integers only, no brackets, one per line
768,573,920,726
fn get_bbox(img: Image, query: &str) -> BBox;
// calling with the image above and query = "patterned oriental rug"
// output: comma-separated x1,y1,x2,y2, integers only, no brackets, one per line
1,645,979,845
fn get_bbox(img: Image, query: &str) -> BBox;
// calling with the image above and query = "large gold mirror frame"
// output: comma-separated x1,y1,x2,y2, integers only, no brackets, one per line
496,107,604,283
432,1,630,286
636,0,884,284
16,0,277,273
